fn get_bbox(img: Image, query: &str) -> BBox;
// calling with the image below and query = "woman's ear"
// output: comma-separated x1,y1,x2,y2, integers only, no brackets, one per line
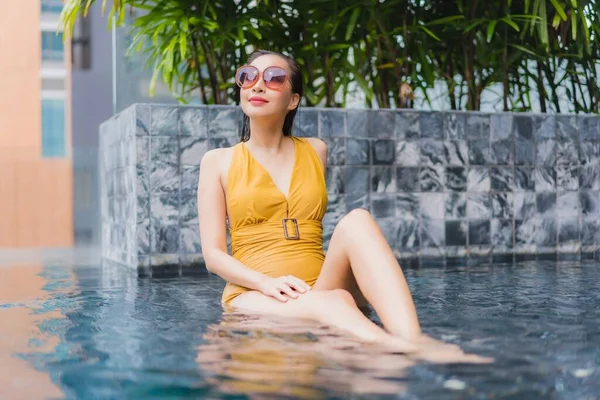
288,93,300,111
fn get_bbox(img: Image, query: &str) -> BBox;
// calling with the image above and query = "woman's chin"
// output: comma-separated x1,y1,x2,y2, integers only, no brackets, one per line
242,106,281,119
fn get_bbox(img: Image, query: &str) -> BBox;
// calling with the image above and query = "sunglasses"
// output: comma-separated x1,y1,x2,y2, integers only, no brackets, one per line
235,65,289,90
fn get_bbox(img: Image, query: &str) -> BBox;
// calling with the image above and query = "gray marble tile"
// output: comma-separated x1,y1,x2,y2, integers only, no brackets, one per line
326,166,344,194
469,219,490,245
536,192,556,217
490,114,513,141
419,112,443,139
209,137,237,150
396,220,420,249
419,192,445,219
150,161,179,194
536,139,557,166
491,167,514,191
377,218,401,247
581,218,600,245
515,218,536,248
420,166,444,192
444,112,466,140
467,167,490,191
580,191,599,216
209,107,241,138
579,165,600,190
444,140,468,165
151,224,180,254
180,224,201,254
445,193,466,218
445,167,467,191
150,192,180,226
323,195,345,244
346,193,370,211
577,116,599,141
534,115,555,139
491,219,513,249
558,218,579,245
396,167,419,192
180,137,208,166
346,139,370,165
395,141,420,166
180,189,198,225
396,193,419,220
491,192,513,218
514,192,536,219
515,167,535,191
371,193,396,218
513,115,533,140
466,114,490,140
468,139,491,165
344,167,369,194
151,136,178,164
137,194,149,225
490,139,513,165
324,138,346,165
372,166,395,193
556,115,577,141
536,218,557,246
180,106,207,136
420,219,445,248
347,110,369,138
515,138,535,165
135,104,151,136
467,193,491,218
420,139,446,165
136,164,149,198
396,111,420,141
151,106,179,136
372,139,395,164
181,166,199,192
535,167,556,191
556,166,579,191
580,142,600,165
138,222,150,256
556,191,580,218
556,140,580,166
445,220,467,246
320,110,346,137
369,109,395,138
150,254,180,268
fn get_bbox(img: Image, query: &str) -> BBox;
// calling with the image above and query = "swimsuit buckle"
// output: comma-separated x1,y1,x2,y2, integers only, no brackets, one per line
282,218,300,240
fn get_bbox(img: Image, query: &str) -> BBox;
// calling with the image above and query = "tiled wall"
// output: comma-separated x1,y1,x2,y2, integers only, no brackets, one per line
100,104,600,274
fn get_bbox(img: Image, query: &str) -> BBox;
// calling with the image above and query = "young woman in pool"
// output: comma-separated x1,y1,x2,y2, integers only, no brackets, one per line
198,50,490,360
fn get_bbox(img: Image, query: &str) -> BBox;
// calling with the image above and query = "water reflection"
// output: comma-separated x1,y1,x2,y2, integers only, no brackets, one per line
0,263,69,399
195,311,415,398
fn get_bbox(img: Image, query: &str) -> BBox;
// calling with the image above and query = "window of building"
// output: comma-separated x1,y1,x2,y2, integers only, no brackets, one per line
42,31,64,61
42,98,66,158
41,0,64,14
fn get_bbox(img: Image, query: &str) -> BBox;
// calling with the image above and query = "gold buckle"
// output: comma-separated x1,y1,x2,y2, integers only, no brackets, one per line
282,218,300,240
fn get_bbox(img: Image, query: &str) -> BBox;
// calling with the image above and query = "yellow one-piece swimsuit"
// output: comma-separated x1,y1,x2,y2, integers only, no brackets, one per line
221,136,328,305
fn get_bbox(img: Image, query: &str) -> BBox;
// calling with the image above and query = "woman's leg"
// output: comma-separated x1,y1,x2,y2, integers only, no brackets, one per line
313,208,421,339
228,288,418,352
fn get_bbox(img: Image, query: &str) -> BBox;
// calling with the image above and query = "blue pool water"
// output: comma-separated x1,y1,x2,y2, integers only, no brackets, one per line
1,255,599,399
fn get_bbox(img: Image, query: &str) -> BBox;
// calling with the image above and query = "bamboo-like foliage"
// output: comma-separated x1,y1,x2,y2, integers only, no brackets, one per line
61,0,600,113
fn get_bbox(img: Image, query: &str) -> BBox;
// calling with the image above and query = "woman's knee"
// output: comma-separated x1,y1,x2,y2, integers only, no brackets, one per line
335,208,373,235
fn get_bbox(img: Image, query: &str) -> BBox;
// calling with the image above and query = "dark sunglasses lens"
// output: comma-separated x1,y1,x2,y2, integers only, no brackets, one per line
237,67,258,87
264,67,287,88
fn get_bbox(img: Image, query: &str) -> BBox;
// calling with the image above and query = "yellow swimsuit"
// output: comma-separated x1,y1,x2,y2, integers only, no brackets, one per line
221,136,328,305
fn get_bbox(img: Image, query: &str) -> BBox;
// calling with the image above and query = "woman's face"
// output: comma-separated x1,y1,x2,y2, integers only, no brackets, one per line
239,54,300,120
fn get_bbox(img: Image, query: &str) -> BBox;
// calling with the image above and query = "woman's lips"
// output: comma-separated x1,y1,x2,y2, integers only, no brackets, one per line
249,96,268,105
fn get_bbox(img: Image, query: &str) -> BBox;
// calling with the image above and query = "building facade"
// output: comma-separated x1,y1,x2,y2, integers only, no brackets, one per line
0,0,73,247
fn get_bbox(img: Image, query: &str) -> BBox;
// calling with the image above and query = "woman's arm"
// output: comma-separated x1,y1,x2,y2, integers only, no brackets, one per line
197,149,266,289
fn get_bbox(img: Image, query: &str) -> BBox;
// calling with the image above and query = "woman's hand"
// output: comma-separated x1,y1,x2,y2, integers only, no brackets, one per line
256,275,312,302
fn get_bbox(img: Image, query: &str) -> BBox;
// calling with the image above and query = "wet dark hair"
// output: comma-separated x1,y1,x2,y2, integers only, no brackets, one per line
239,50,304,142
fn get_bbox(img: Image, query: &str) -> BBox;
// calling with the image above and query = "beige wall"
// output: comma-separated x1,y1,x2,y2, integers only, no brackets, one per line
0,1,73,248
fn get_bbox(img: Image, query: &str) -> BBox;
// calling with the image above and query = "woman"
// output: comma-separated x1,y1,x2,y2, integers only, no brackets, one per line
198,50,490,361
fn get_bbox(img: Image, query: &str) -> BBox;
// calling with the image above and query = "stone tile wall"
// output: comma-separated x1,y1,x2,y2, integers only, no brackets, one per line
100,104,600,274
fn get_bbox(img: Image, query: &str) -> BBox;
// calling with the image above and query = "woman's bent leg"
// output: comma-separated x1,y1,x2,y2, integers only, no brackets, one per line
313,209,421,339
228,289,417,352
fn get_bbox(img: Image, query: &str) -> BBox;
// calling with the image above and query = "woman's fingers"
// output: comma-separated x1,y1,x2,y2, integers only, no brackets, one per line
285,275,312,292
277,283,299,299
270,289,289,302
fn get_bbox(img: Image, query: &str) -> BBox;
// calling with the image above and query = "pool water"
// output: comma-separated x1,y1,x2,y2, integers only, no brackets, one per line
1,255,599,399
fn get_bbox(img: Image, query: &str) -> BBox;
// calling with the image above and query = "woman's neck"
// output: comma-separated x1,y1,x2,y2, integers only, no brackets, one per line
247,118,287,150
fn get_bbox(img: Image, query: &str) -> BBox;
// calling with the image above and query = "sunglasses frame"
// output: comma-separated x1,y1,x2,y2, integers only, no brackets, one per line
235,65,289,91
